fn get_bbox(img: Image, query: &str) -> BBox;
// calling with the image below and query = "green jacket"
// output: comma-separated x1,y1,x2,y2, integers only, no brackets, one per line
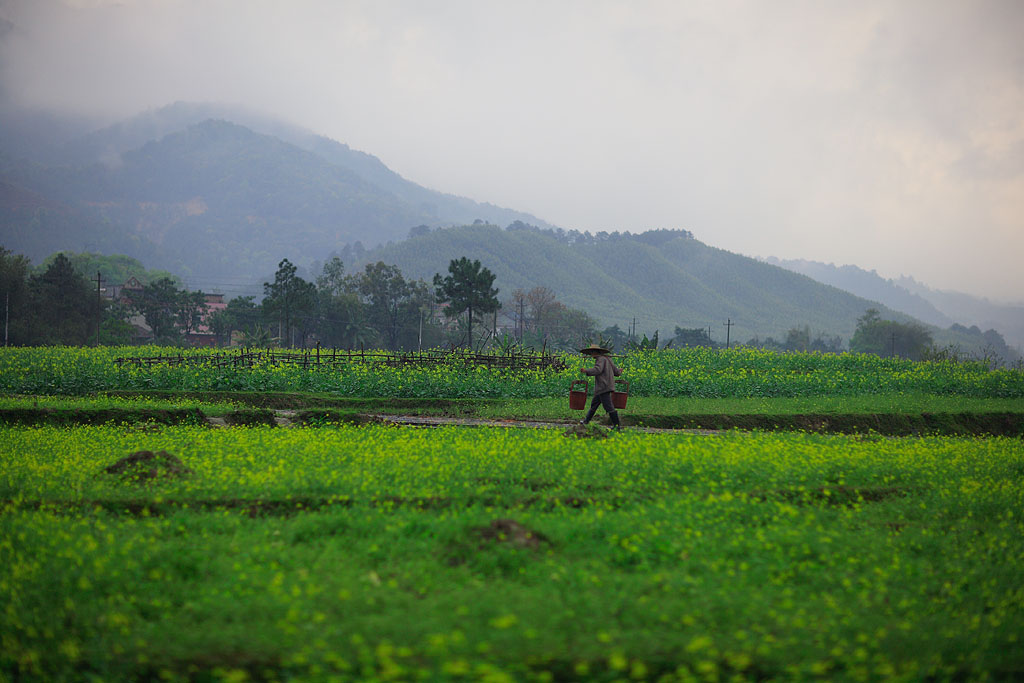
581,355,622,395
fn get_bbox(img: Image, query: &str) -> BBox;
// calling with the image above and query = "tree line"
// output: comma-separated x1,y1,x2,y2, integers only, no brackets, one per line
0,246,520,351
0,244,621,352
1,249,128,346
3,244,1013,365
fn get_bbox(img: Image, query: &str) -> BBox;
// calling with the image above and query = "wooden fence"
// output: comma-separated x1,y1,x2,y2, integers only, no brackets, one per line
114,347,567,372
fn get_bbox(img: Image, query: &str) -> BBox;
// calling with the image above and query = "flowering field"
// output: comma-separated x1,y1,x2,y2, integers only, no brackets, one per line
2,345,1023,398
3,424,1022,680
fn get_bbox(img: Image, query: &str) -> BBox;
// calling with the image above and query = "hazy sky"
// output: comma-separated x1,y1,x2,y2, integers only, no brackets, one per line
1,0,1022,301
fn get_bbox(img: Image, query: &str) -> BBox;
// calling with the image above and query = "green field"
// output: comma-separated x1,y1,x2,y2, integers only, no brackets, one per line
2,345,1023,398
12,392,1011,417
475,394,1024,417
2,346,1024,681
3,426,1023,681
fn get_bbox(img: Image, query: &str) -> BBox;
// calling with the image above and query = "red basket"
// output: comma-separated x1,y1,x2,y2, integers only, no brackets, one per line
612,379,630,409
569,379,588,410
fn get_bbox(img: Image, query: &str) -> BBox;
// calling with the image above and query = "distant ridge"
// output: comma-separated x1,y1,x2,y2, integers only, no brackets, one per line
768,257,1024,350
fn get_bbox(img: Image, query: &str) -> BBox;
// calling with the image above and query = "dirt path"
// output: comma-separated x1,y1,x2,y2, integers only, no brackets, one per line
366,414,720,435
201,410,720,434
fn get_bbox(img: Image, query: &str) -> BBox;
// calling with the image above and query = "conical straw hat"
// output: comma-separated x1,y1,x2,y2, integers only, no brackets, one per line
579,343,611,355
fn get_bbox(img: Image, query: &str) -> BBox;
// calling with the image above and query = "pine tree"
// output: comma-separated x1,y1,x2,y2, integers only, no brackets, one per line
433,257,500,349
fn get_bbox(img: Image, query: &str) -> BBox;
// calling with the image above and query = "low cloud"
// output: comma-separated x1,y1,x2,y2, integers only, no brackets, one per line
0,0,1021,300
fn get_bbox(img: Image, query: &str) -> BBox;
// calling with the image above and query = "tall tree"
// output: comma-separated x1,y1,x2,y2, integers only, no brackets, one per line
98,299,135,345
526,286,558,336
129,277,183,343
784,325,811,352
433,257,500,349
357,262,430,350
0,246,32,345
263,259,315,348
313,258,374,348
223,295,261,339
601,325,629,352
176,290,208,337
28,253,94,344
673,326,713,348
505,288,528,341
318,290,374,349
315,256,350,298
291,279,319,348
850,308,933,360
558,307,599,349
206,309,232,346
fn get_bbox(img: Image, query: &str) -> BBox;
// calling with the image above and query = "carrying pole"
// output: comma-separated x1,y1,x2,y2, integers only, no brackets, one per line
94,271,105,347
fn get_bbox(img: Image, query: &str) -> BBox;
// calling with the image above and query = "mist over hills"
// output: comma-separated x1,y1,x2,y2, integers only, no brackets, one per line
0,102,554,277
0,102,1018,357
767,258,1024,351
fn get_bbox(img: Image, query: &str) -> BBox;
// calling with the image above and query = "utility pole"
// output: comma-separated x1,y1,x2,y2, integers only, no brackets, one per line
724,318,733,349
93,271,105,347
4,291,8,347
518,297,525,342
891,331,896,358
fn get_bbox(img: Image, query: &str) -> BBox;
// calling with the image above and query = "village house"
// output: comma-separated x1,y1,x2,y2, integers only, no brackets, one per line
185,293,227,347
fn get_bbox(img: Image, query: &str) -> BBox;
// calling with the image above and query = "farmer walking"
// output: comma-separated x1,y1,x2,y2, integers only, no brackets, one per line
579,343,622,430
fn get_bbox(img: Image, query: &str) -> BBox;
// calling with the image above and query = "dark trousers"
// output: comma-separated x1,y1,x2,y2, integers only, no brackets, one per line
583,391,620,426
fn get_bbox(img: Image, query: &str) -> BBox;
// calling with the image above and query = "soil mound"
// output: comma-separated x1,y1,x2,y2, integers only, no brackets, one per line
475,518,550,549
103,450,192,483
562,423,611,439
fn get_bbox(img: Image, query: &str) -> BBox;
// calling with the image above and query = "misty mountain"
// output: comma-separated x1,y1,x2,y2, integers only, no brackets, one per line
767,257,1024,350
17,101,557,234
1,102,1016,358
55,102,318,167
54,102,546,231
896,275,1024,351
0,107,553,278
763,258,953,327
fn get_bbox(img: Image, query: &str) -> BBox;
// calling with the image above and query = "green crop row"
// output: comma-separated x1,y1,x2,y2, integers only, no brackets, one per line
2,425,1022,680
1,424,1023,503
0,394,243,413
2,345,1023,398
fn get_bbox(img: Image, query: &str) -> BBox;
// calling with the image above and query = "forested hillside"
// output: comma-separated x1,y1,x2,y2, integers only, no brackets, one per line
351,224,910,342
